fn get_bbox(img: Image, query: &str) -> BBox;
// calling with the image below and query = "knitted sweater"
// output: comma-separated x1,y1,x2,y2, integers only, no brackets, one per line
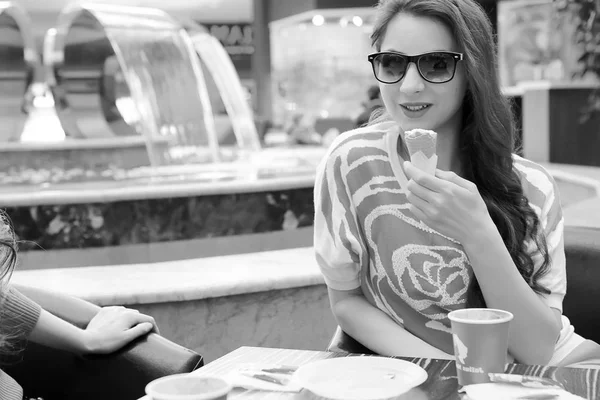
0,286,42,400
314,122,574,359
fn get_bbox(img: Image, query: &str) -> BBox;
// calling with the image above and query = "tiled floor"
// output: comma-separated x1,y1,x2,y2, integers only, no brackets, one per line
546,163,600,228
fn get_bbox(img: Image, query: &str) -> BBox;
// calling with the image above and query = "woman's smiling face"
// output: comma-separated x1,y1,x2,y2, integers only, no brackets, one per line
378,13,467,135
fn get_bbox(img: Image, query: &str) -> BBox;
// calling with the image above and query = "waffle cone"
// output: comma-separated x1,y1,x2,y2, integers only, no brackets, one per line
404,129,438,175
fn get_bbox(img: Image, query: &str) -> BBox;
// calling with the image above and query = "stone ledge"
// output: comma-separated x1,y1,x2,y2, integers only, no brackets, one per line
546,167,600,196
11,247,324,306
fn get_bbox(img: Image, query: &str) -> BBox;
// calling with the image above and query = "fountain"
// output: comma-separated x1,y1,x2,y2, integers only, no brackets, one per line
1,3,325,266
47,3,223,169
47,3,269,167
0,1,37,142
0,3,324,187
187,26,262,153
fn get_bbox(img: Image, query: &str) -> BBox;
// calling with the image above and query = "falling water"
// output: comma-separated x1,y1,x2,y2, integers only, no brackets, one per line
189,31,262,153
49,3,265,172
104,23,221,166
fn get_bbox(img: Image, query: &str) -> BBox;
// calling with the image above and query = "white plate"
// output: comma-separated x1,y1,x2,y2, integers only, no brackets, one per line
292,356,428,400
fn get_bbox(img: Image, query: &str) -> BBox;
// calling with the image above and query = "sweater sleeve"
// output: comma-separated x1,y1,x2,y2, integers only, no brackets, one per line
0,287,41,400
533,174,566,312
0,285,42,341
313,137,365,291
516,159,567,312
0,370,24,400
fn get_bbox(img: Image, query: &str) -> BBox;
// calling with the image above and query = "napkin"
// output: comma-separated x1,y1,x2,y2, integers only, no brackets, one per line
404,129,438,175
224,363,302,393
461,383,587,399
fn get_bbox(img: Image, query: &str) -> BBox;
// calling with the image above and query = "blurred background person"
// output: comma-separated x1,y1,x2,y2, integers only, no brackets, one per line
284,112,321,145
354,85,383,128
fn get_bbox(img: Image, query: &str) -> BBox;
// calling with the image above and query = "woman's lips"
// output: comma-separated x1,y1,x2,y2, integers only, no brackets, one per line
400,103,432,117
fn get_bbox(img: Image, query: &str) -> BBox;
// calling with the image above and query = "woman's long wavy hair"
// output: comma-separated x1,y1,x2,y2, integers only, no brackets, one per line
370,0,551,307
0,211,18,354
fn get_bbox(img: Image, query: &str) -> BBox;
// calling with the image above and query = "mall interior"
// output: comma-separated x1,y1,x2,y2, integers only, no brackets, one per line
0,0,600,398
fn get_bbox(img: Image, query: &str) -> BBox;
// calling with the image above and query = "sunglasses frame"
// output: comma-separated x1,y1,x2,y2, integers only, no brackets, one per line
367,51,464,84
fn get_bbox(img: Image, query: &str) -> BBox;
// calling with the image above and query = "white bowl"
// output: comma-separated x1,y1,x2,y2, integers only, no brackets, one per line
145,373,231,400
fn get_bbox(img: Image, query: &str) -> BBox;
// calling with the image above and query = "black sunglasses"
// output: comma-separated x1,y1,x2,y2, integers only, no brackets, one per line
367,51,464,84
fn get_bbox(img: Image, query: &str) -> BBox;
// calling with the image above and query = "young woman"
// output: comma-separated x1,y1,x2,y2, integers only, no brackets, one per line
0,212,159,399
314,0,600,367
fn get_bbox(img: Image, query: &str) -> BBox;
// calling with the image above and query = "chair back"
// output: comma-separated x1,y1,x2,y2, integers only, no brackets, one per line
563,225,600,344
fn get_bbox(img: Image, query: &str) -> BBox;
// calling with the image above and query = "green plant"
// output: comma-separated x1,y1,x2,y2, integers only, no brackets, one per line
554,0,600,122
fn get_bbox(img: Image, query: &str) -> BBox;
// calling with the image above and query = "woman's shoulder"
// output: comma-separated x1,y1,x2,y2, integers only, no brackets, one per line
512,154,558,206
512,154,555,182
323,121,395,155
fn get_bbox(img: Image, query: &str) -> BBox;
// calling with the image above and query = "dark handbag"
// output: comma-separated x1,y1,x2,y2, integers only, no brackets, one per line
4,333,203,400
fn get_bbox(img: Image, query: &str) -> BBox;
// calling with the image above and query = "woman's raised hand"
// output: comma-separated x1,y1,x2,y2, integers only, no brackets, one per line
403,161,495,244
82,306,159,354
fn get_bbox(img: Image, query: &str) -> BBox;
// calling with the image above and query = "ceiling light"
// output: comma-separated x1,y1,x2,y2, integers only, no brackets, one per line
312,15,325,26
352,16,363,27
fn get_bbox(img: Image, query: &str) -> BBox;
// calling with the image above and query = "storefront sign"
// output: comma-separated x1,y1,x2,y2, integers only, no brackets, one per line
202,23,254,57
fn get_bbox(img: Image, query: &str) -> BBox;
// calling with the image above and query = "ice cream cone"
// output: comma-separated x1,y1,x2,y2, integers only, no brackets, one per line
404,129,438,175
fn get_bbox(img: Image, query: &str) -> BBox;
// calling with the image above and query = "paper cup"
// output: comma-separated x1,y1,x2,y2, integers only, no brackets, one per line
145,374,231,400
448,308,513,387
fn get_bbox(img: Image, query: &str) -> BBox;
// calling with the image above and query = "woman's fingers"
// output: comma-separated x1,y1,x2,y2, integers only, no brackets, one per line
406,189,434,221
92,307,160,334
403,161,439,192
83,309,158,354
435,169,476,191
123,309,160,333
125,322,154,342
406,178,436,203
134,313,159,334
405,161,476,193
403,161,443,192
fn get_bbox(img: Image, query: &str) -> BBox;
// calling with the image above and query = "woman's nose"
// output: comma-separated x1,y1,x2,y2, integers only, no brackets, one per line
399,63,425,94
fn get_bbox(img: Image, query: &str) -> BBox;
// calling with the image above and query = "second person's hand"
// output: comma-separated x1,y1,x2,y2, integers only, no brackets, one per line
81,306,158,354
